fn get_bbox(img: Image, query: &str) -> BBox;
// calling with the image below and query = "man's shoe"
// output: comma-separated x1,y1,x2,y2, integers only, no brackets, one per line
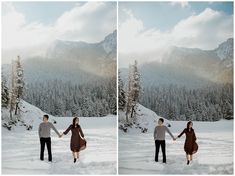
187,160,190,165
74,158,77,163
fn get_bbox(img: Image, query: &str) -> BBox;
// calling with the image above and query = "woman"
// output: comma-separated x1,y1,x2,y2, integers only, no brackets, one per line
61,117,86,163
176,121,198,165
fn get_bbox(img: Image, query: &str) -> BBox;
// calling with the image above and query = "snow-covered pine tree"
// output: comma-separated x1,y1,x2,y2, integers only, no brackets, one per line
9,60,16,120
118,70,126,111
9,56,25,119
130,60,141,119
125,64,133,122
1,74,9,108
14,56,24,115
125,60,141,122
108,76,117,115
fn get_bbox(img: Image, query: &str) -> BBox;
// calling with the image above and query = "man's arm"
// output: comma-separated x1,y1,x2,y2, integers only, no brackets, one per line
153,127,157,140
50,123,60,136
38,124,42,138
165,126,175,139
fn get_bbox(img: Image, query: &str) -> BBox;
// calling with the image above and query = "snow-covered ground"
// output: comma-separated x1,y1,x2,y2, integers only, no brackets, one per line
119,105,234,174
2,101,117,174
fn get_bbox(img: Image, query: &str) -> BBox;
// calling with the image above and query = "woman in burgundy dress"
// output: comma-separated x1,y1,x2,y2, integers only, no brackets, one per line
176,121,198,165
61,117,86,163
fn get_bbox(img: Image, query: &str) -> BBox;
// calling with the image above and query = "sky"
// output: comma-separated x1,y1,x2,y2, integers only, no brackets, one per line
2,2,116,64
119,2,233,68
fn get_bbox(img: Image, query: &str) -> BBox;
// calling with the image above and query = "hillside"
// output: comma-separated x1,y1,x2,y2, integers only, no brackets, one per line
2,100,52,132
119,104,171,133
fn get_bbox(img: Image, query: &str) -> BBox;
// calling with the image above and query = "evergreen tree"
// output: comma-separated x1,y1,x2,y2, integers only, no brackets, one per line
125,60,141,122
10,56,24,116
118,70,126,111
1,75,9,108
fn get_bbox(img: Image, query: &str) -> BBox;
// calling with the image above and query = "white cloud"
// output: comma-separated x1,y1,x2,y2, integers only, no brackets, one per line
2,2,116,54
54,2,116,42
172,8,233,49
119,7,233,55
2,2,54,50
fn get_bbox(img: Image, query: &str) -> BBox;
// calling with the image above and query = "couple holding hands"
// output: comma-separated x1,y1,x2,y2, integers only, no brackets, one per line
154,118,198,165
38,115,86,163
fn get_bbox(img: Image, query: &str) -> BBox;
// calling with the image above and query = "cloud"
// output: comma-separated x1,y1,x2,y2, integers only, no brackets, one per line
54,2,116,42
119,7,233,55
2,2,116,51
2,2,53,50
171,8,233,49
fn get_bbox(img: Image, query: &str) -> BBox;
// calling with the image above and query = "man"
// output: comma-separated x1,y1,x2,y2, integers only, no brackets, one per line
38,115,61,162
154,118,175,163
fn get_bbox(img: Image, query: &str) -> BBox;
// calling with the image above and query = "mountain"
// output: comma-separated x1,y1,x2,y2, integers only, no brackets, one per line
215,38,233,63
21,30,117,84
101,30,117,59
46,30,116,61
127,38,233,88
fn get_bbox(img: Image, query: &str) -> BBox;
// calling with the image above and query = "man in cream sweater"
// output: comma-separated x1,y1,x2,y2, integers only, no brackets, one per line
38,115,61,162
154,118,175,163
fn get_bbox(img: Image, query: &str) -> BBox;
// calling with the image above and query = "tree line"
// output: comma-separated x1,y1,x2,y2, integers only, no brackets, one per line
140,84,233,121
23,77,116,117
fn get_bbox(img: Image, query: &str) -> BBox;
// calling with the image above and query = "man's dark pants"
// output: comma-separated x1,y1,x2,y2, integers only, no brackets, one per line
155,140,166,163
40,137,52,161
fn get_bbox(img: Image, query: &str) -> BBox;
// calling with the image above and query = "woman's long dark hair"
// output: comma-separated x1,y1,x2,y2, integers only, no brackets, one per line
186,121,193,132
72,117,79,128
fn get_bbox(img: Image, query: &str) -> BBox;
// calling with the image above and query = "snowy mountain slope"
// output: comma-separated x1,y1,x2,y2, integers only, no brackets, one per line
2,31,117,84
120,38,233,87
162,38,233,69
101,30,117,56
160,38,233,84
119,104,171,133
21,31,116,83
2,100,117,174
119,104,233,174
1,100,51,132
215,38,233,62
46,30,116,60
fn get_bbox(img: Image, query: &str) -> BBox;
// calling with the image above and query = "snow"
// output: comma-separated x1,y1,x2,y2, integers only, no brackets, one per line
215,38,233,61
101,30,117,54
119,104,233,174
2,100,117,174
119,104,170,134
